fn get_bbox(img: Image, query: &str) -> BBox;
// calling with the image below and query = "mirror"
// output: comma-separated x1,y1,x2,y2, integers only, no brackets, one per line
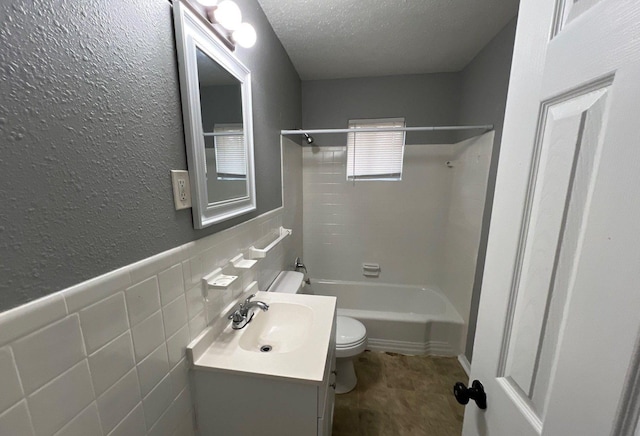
174,1,256,229
197,49,248,204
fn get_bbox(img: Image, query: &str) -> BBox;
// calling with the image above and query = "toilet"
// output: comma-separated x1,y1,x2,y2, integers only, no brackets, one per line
268,271,368,394
334,315,367,393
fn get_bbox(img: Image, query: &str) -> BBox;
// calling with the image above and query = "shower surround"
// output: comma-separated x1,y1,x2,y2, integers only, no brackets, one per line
302,133,494,354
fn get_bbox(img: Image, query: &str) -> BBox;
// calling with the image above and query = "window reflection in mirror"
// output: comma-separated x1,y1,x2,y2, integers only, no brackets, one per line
196,48,248,204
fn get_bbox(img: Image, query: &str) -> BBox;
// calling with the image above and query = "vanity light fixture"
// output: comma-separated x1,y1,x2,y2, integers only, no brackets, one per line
211,0,242,31
232,22,257,48
196,0,257,48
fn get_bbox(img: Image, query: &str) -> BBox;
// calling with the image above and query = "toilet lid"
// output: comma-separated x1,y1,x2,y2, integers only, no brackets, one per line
336,316,366,347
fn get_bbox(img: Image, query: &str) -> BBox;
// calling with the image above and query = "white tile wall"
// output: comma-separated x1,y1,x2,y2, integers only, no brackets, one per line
0,347,23,412
142,374,173,429
125,277,161,327
79,293,129,355
131,311,165,362
138,344,170,397
0,137,303,435
302,134,492,346
441,132,494,332
107,404,146,436
158,264,185,306
148,387,190,436
96,368,141,434
0,401,35,435
166,326,189,368
13,316,85,395
87,332,135,397
54,403,102,436
162,296,188,338
184,285,204,320
302,144,454,286
29,361,95,436
169,359,189,397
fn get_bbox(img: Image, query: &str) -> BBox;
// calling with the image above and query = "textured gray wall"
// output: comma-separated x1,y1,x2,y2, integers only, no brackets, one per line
200,85,243,129
0,0,301,311
301,74,462,145
459,17,518,362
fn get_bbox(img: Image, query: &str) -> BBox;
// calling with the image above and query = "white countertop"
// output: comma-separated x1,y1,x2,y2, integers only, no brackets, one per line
187,291,337,383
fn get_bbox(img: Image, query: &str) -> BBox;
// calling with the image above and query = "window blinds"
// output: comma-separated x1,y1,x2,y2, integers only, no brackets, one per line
213,123,246,177
346,118,406,180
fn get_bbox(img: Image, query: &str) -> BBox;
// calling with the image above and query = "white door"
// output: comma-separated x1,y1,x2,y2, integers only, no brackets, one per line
464,0,640,435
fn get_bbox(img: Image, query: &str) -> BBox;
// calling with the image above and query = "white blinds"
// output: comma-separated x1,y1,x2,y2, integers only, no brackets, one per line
213,123,246,177
346,118,406,180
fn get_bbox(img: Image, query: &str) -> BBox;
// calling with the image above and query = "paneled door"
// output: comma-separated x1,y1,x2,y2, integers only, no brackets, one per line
463,0,640,434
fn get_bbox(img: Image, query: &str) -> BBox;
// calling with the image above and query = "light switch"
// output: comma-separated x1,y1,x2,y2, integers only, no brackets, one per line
170,170,192,210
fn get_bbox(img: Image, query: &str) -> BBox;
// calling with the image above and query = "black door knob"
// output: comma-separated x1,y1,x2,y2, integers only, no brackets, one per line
453,380,487,409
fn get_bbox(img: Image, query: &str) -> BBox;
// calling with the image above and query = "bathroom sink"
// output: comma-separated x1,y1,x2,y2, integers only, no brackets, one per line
239,302,314,353
187,290,336,382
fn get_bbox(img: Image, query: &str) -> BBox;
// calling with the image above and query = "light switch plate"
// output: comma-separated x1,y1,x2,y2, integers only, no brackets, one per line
170,170,192,210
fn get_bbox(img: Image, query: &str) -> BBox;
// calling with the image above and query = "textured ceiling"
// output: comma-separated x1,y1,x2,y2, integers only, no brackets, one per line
256,0,520,80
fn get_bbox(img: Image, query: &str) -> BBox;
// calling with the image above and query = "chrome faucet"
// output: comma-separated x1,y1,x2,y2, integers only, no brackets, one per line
227,294,269,330
294,256,307,274
294,257,311,285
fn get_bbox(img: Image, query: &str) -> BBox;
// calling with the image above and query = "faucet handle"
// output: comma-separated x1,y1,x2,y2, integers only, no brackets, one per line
243,294,256,307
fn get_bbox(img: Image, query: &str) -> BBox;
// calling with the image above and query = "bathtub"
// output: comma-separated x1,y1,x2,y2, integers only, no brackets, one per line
308,280,465,356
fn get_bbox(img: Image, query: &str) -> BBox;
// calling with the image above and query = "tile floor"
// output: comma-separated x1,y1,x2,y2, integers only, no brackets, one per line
332,351,467,436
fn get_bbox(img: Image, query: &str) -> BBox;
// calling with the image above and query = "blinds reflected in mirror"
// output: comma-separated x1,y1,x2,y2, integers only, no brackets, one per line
212,123,246,179
346,118,406,181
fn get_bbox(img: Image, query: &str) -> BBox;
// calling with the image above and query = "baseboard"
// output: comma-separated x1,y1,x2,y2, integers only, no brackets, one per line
457,354,471,377
366,338,457,356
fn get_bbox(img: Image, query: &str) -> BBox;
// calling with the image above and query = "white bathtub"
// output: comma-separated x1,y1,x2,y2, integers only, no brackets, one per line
308,280,465,356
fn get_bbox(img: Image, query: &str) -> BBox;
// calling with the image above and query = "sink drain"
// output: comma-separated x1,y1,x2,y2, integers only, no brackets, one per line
260,345,272,353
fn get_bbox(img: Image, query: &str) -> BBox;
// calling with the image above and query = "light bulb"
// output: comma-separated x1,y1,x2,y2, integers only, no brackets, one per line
195,0,218,7
232,23,257,48
213,1,242,31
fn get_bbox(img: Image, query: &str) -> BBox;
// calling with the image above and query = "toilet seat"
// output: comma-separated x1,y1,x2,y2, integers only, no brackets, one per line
336,316,366,346
336,316,367,358
337,337,367,349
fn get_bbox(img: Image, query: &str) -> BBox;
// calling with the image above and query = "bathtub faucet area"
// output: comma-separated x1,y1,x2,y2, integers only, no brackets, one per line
294,256,311,285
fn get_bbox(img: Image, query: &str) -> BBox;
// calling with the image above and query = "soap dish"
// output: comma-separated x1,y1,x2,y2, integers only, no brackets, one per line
230,254,258,269
202,268,238,290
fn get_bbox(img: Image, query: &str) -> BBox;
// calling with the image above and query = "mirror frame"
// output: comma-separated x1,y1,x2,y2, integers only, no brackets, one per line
173,0,256,229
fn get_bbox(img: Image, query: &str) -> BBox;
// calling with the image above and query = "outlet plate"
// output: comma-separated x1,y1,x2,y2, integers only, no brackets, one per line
171,170,192,210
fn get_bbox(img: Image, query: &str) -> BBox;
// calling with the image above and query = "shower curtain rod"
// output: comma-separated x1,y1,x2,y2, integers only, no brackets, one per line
281,125,493,135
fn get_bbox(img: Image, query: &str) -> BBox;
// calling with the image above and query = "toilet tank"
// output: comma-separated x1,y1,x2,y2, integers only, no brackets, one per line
267,271,305,294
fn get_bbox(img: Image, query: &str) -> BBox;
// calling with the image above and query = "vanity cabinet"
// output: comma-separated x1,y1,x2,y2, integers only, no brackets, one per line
191,315,337,435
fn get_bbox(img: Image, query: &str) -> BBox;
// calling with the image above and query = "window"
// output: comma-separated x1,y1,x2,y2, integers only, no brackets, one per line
346,118,406,181
213,123,246,180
